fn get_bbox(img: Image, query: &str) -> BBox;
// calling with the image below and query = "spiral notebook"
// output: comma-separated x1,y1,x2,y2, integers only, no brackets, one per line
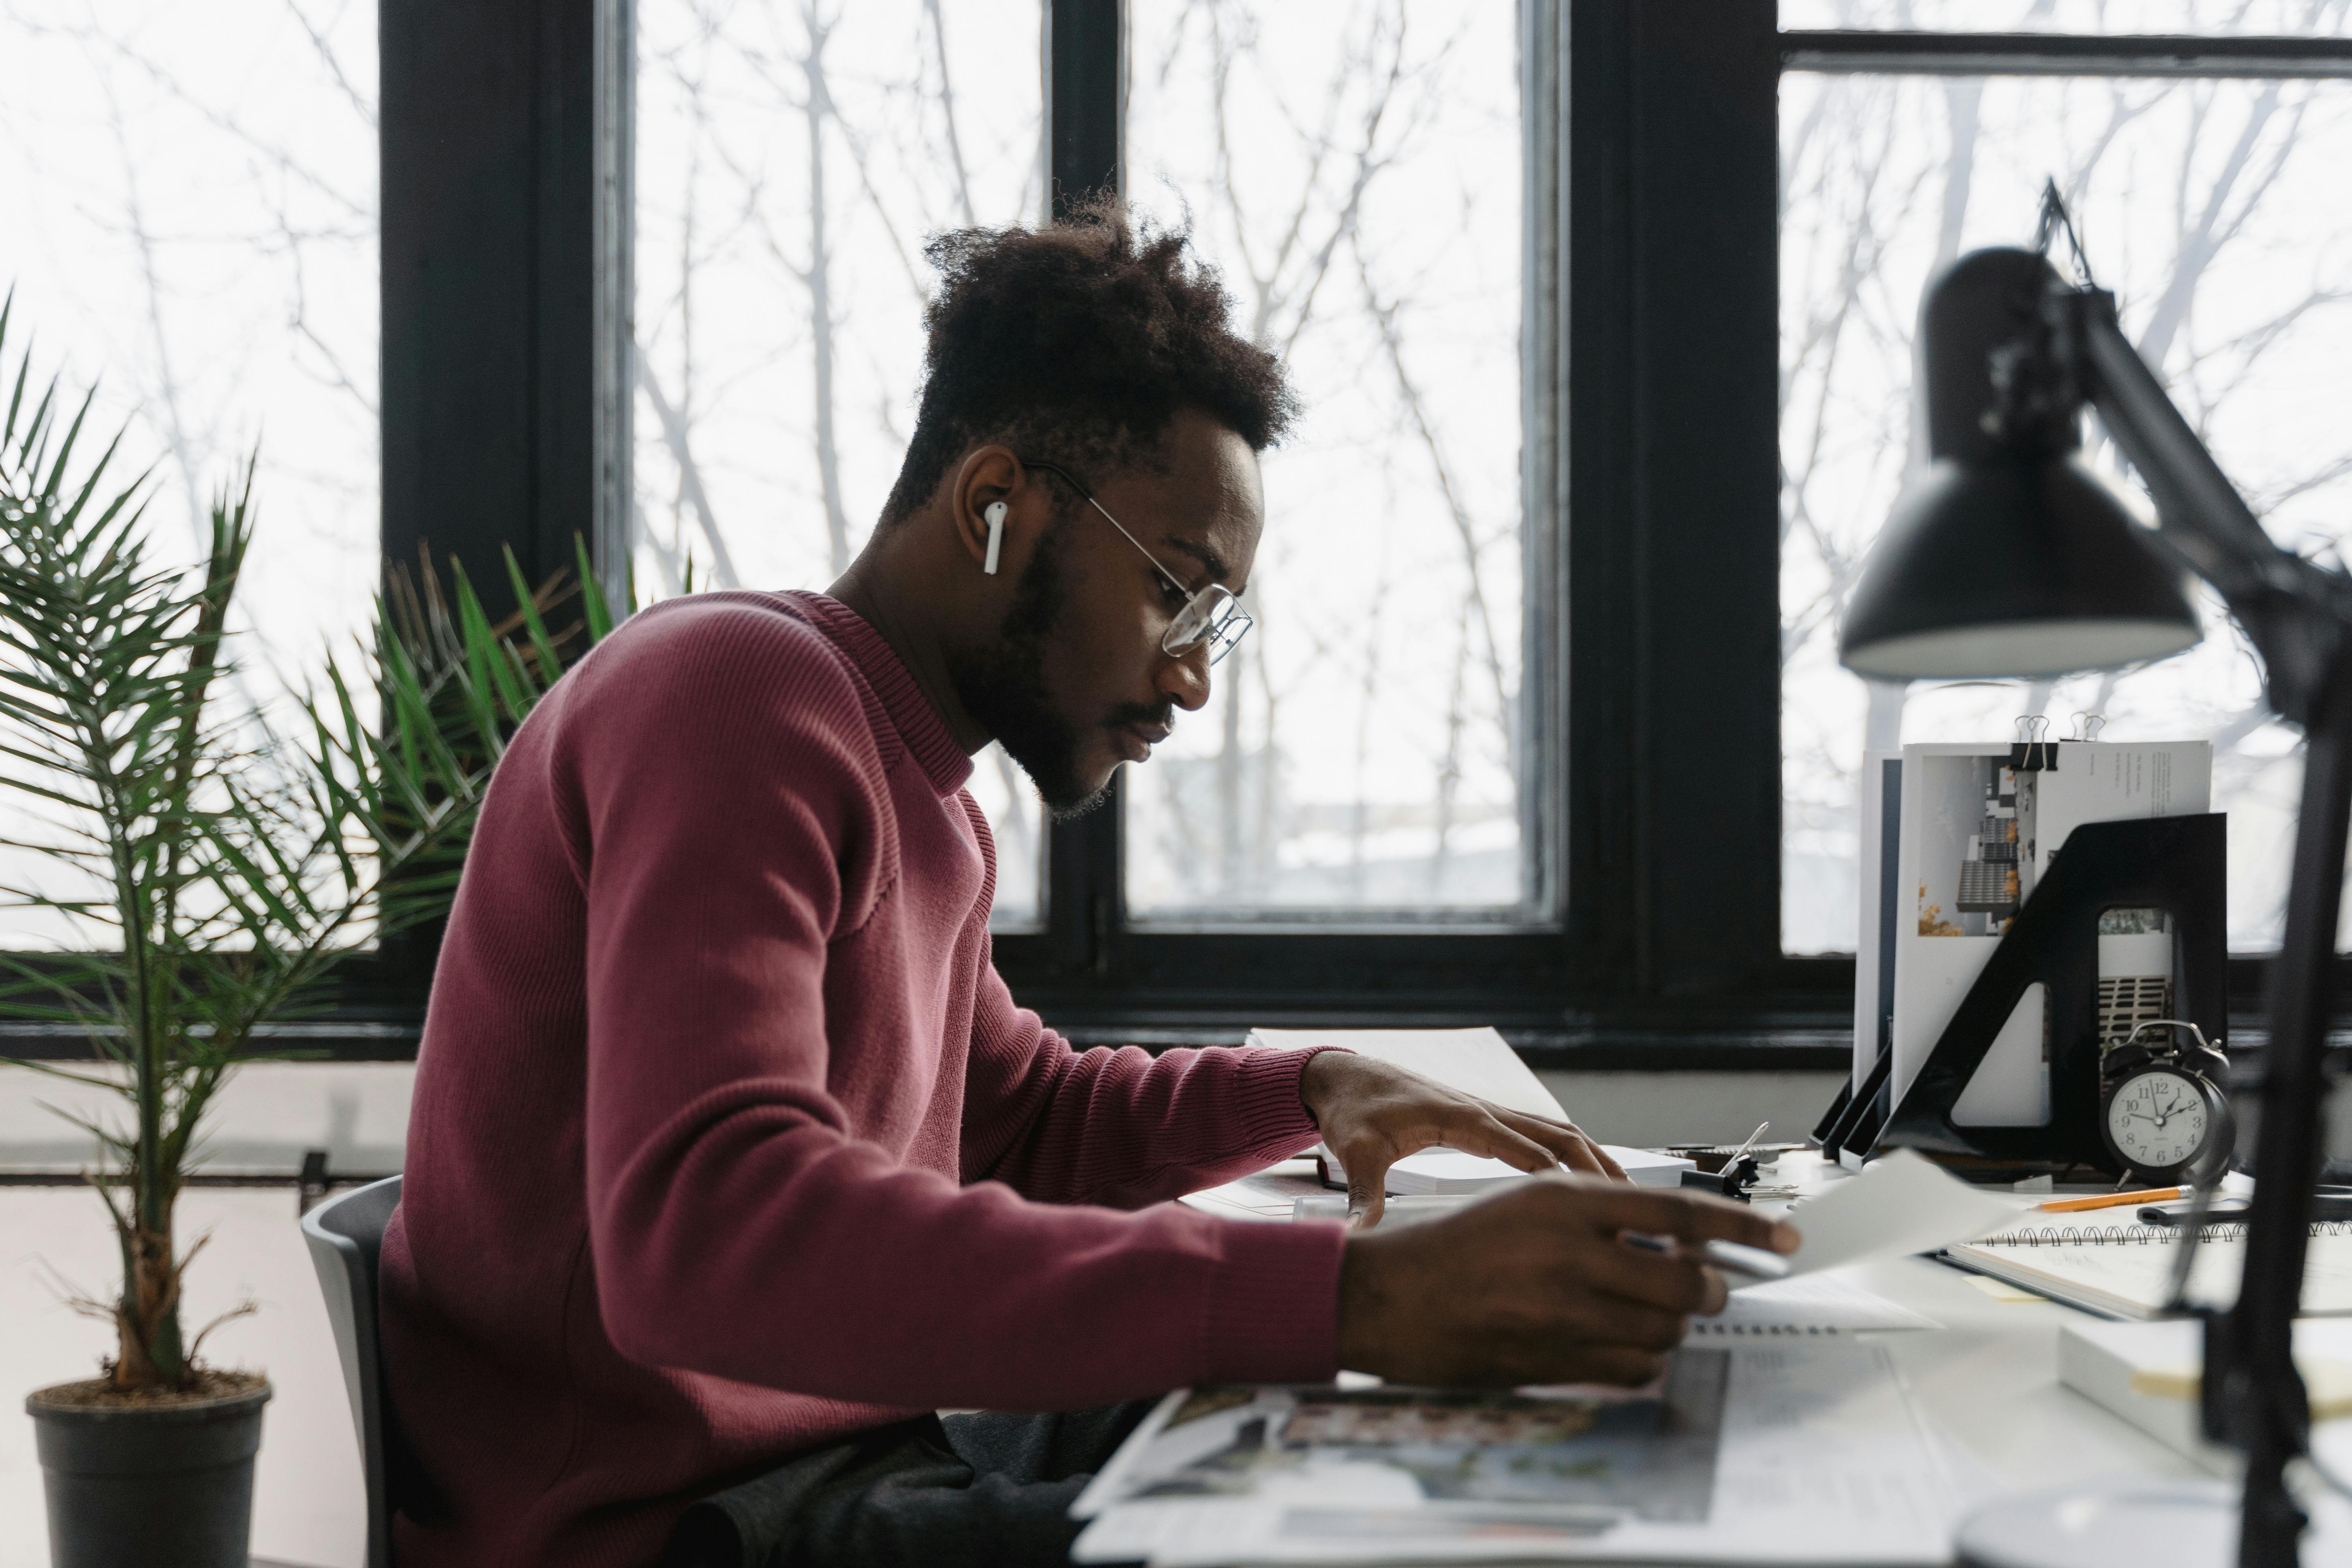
1944,1218,2352,1320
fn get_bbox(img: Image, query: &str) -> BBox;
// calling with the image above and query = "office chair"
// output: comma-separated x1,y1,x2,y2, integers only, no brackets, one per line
300,1174,402,1568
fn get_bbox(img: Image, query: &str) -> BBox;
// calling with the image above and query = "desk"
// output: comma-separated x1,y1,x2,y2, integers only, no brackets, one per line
1177,1160,2215,1562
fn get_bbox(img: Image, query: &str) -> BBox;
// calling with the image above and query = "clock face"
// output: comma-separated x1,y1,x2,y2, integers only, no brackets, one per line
2106,1069,2211,1174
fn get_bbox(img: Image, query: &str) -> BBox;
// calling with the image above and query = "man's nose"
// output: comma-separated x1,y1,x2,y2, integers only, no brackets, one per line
1157,642,1213,712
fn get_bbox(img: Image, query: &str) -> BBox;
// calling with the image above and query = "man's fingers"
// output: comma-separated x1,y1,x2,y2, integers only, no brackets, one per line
1566,1236,1723,1316
1560,1345,1671,1389
1437,1116,1561,1177
1559,1289,1691,1353
1496,1109,1626,1181
1580,1136,1629,1182
1344,1165,1389,1229
1516,1176,1799,1255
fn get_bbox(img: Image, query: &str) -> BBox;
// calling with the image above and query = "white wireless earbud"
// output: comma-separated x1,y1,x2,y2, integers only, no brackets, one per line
982,501,1008,575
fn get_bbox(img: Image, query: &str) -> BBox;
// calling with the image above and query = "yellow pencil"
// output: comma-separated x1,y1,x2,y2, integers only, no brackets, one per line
2040,1186,2185,1213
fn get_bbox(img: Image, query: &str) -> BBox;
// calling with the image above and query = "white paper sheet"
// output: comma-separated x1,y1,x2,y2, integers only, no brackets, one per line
1691,1273,1942,1335
1246,1027,1568,1122
1759,1149,2018,1286
1177,1160,1329,1223
1325,1144,1695,1196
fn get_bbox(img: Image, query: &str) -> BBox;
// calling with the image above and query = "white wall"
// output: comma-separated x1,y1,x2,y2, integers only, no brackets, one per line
1537,1070,1847,1149
0,1185,367,1568
0,1063,413,1175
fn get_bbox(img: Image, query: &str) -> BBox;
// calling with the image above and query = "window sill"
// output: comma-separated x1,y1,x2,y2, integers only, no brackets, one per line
1049,1014,1854,1071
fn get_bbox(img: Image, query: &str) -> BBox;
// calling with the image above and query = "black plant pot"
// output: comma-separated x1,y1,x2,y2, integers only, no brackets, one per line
26,1378,272,1568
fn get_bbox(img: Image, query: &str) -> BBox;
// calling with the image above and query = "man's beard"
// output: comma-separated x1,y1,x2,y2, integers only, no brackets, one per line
950,521,1111,820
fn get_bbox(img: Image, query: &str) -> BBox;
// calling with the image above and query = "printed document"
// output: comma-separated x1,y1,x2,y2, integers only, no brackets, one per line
1069,1342,1955,1565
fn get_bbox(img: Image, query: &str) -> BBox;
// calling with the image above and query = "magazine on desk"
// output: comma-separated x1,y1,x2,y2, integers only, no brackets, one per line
1068,1342,1958,1565
1854,739,2211,1129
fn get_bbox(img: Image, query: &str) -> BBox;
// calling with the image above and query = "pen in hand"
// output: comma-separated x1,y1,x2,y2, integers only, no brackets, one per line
1622,1231,1793,1285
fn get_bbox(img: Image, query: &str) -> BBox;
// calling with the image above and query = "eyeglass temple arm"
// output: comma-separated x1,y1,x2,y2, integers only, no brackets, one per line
1018,458,1196,594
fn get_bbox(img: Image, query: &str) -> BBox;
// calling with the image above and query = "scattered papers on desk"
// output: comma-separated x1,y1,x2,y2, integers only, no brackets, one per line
1246,1027,1568,1122
1069,1343,1955,1565
1327,1144,1697,1196
1179,1160,1329,1224
1692,1272,1942,1336
1767,1149,2017,1285
1290,1194,1460,1228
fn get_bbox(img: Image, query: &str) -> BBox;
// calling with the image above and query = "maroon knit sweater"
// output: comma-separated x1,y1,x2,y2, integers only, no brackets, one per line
378,591,1347,1568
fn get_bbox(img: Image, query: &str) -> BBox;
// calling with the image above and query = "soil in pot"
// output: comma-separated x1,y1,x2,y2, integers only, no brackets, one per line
26,1368,271,1568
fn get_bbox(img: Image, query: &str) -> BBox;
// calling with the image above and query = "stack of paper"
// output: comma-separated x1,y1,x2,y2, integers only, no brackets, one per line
1246,1026,1568,1121
1246,1025,1703,1195
2059,1318,2352,1471
1332,1145,1697,1196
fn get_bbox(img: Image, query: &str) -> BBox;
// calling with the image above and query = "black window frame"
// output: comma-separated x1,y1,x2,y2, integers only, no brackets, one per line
50,3,2350,1070
1773,12,2352,1052
0,0,1824,1069
991,0,1809,1069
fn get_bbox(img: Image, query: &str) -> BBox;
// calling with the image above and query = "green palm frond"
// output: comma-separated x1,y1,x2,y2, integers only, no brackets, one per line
0,291,621,1390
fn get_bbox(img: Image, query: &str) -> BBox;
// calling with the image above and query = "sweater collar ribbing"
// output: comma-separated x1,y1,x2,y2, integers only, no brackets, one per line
781,591,975,797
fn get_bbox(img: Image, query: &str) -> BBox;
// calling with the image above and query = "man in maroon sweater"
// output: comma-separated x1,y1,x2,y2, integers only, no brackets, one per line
382,203,1791,1568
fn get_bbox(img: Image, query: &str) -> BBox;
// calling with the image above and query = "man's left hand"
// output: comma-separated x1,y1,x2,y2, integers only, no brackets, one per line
1297,1052,1629,1228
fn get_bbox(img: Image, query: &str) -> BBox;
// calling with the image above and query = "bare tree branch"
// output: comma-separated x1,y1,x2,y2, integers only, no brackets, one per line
635,351,744,589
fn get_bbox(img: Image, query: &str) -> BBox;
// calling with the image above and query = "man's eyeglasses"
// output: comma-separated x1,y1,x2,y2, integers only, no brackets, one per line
1019,459,1254,666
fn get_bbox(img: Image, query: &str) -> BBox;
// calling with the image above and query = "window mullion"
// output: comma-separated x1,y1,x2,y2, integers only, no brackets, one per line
1035,0,1130,981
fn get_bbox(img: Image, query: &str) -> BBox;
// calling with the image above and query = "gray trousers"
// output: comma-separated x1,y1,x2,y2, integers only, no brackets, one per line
659,1400,1160,1568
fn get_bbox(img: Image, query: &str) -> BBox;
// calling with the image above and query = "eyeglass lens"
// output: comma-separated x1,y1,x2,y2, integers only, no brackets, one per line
1166,586,1251,663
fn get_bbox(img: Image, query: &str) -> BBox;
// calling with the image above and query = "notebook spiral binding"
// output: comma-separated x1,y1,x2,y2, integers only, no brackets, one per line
1970,1220,2352,1248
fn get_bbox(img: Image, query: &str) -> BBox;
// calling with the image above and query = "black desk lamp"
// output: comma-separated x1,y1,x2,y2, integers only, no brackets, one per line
1838,200,2349,1568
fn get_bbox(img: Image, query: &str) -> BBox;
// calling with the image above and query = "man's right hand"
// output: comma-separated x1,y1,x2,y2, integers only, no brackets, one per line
1333,1174,1801,1388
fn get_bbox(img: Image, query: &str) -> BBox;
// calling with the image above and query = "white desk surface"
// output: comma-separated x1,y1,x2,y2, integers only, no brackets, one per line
1177,1157,2211,1548
1789,1249,2201,1491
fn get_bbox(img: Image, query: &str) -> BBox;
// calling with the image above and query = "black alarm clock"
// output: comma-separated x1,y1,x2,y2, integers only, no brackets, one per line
2099,1019,2233,1184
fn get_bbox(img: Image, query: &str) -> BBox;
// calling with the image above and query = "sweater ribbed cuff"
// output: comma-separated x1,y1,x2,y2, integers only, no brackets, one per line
1200,1216,1348,1385
1229,1045,1351,1158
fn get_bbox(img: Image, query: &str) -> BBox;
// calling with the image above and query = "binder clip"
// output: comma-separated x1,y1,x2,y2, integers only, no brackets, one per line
1677,1123,1770,1202
2009,714,2058,772
1680,1158,1760,1202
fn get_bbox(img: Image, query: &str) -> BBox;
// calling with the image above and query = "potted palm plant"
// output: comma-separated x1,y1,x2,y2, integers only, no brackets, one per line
0,297,610,1567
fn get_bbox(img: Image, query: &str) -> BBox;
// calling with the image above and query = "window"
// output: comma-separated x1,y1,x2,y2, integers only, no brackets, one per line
632,0,1048,926
1782,1,2345,35
8,0,2104,1054
0,2,380,949
1778,3,2352,957
1121,1,1528,920
308,0,2352,1049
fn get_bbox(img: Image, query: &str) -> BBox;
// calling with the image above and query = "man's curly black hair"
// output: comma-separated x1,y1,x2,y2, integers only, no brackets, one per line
878,198,1299,526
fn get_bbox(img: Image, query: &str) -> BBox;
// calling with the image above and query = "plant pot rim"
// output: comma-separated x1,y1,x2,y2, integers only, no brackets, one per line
26,1373,270,1425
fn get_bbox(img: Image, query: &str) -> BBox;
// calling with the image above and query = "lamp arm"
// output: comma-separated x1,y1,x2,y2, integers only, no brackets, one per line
2071,287,2352,725
2068,283,2351,1568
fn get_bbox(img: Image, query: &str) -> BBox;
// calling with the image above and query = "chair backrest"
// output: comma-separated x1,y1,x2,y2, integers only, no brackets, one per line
302,1174,402,1568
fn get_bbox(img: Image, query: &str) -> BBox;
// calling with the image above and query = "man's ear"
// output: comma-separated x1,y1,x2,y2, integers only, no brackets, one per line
951,446,1024,573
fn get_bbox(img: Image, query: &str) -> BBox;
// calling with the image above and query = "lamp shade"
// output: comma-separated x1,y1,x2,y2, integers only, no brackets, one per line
1836,248,2200,682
